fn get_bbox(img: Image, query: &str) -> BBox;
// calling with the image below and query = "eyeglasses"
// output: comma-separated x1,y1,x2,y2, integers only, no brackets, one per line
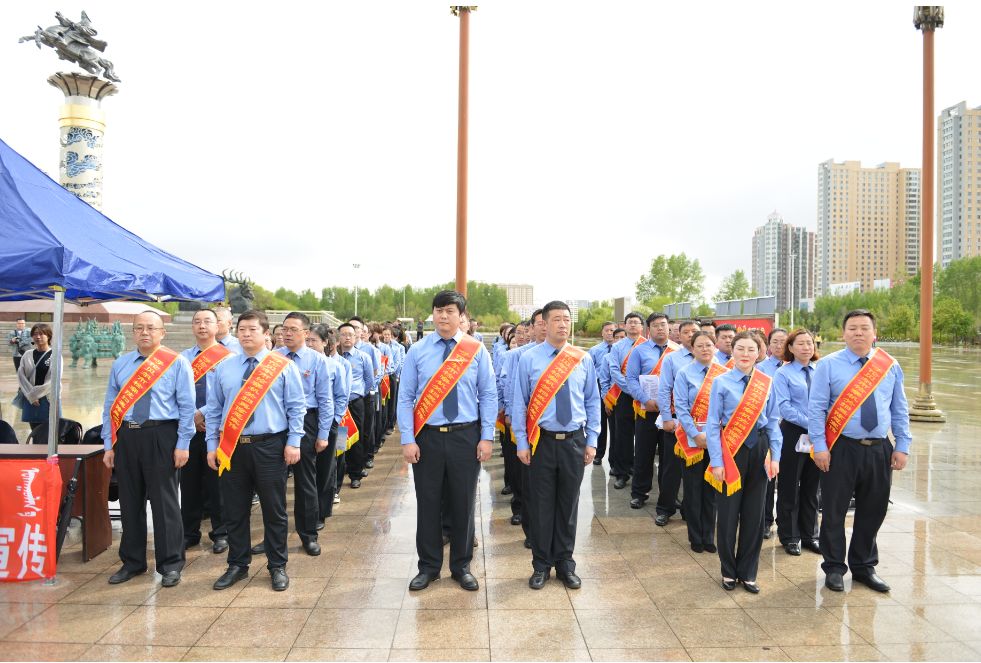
281,326,307,334
133,326,164,333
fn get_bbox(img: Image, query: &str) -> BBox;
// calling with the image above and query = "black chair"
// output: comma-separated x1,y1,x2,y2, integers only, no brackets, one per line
27,418,83,446
82,424,120,521
0,419,17,445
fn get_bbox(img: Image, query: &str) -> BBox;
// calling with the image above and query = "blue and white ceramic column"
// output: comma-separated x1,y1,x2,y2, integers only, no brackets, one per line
47,72,118,210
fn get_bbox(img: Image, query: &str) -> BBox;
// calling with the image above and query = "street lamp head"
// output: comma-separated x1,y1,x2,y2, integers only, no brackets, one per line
914,6,944,32
451,6,477,16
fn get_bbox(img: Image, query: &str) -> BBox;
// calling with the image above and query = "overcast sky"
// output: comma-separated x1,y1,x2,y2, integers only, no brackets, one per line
4,2,980,306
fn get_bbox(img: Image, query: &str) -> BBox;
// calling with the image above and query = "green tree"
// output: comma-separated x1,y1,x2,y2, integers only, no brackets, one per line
937,256,981,322
636,253,705,304
880,304,917,341
933,297,975,344
715,269,753,301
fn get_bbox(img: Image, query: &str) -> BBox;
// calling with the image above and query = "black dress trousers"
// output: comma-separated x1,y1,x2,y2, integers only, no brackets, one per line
345,396,367,480
655,429,684,517
412,423,480,576
116,421,184,574
318,419,339,520
220,432,289,570
715,432,769,582
610,392,635,479
683,454,716,547
776,421,820,546
596,396,609,461
631,412,661,501
180,430,225,546
528,429,586,575
293,408,321,544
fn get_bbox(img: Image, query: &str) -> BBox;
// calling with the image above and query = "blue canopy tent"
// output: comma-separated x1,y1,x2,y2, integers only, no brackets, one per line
0,137,225,455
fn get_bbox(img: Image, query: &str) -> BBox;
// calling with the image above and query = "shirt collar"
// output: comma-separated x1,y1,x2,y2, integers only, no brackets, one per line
435,329,465,344
244,348,269,363
843,346,873,364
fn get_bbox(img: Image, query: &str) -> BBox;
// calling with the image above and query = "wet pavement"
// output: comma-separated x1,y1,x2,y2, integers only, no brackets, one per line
0,343,980,661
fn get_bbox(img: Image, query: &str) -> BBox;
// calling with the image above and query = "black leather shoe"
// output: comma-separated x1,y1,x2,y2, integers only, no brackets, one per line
213,565,249,590
303,541,321,556
510,514,522,525
741,579,760,594
183,539,200,551
501,485,513,495
529,570,549,590
655,514,670,527
270,567,289,591
704,544,717,553
108,567,146,584
161,571,181,587
853,572,890,593
802,539,821,554
629,498,645,509
360,469,369,477
212,538,229,554
316,521,325,531
452,572,479,591
350,478,362,489
557,572,581,589
784,542,802,556
409,572,439,591
762,526,773,540
825,572,845,592
613,477,627,490
251,542,265,555
524,539,532,549
721,578,736,591
365,458,374,469
690,543,704,553
473,536,479,548
592,458,603,466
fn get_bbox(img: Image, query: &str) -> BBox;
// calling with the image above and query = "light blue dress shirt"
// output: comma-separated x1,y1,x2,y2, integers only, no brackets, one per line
673,359,722,445
773,359,814,429
759,355,784,377
511,342,601,450
356,340,381,392
807,347,912,454
588,341,613,394
377,342,396,376
205,348,306,451
101,349,196,451
705,367,783,466
608,336,644,392
397,330,498,445
715,349,731,366
501,342,538,417
625,340,670,407
276,345,333,440
328,354,352,424
656,346,695,420
180,344,233,414
217,334,242,354
339,346,373,398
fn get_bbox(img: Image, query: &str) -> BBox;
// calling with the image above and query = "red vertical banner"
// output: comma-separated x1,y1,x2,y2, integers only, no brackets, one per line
0,458,62,581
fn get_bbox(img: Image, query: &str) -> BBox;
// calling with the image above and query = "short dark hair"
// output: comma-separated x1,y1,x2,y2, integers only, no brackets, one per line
30,323,53,343
531,308,544,324
337,322,356,333
716,323,737,335
194,308,218,322
782,328,819,362
238,309,270,332
432,290,467,314
309,323,330,343
601,321,616,330
678,320,699,333
348,315,365,326
542,300,571,320
766,327,788,344
285,312,312,329
732,330,762,352
700,320,716,328
624,311,644,324
690,330,715,347
15,317,25,322
842,309,876,329
613,327,626,336
646,312,668,326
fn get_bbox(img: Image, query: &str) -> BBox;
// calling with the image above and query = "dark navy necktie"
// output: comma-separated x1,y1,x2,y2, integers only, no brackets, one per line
131,356,152,424
741,374,750,391
553,349,572,427
243,357,258,427
740,374,758,448
441,339,458,422
194,349,207,408
288,351,298,362
858,357,878,432
803,365,812,394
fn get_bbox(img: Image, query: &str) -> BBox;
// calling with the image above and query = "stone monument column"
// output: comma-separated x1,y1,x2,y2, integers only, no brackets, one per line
47,73,117,210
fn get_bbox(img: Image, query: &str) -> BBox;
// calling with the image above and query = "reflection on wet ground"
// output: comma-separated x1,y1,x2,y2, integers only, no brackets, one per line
0,344,980,661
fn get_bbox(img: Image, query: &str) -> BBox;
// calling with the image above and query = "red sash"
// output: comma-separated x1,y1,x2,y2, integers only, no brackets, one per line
822,348,895,453
108,346,180,447
604,336,645,411
336,408,360,456
633,341,679,418
725,358,735,369
380,355,391,402
525,345,587,455
191,343,232,383
705,370,772,496
675,362,728,466
216,353,291,476
413,335,482,437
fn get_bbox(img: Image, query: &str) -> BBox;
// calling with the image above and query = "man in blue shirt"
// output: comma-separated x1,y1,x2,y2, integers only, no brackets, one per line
206,310,306,592
275,312,333,557
102,310,196,588
758,327,787,539
336,323,373,489
808,310,912,594
214,306,243,354
513,301,600,590
587,321,616,467
714,324,736,366
399,290,498,593
607,312,646,488
349,317,381,474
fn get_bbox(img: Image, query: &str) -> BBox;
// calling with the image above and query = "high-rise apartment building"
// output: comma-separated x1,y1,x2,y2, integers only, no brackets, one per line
815,160,921,295
751,212,815,311
938,101,981,267
497,283,534,309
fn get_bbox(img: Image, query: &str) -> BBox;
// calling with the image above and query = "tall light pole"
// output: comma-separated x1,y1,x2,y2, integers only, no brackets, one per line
910,6,946,422
353,263,360,318
452,6,476,296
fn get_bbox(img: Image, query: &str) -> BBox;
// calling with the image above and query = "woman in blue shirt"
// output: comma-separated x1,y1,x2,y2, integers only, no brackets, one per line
773,329,821,557
706,331,783,593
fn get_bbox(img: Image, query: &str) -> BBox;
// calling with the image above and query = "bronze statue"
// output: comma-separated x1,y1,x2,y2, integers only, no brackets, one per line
223,270,256,314
19,11,120,82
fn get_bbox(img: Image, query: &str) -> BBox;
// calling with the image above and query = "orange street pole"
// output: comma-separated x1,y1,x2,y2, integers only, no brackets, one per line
452,6,475,297
911,6,945,423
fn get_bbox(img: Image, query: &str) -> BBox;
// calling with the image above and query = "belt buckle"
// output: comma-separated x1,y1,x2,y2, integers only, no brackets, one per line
555,432,567,440
239,436,252,444
860,438,874,446
127,421,141,429
439,426,449,433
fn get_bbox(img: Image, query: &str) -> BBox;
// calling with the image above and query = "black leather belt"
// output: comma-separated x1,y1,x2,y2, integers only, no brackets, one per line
125,419,176,429
842,435,886,447
422,421,479,433
539,428,583,440
238,431,286,444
